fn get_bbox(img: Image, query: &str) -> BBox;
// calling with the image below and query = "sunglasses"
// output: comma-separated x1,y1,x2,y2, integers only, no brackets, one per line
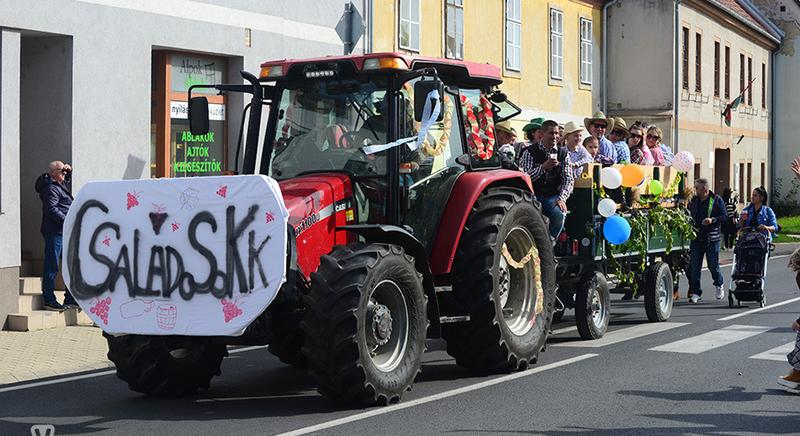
646,134,660,140
630,133,643,138
592,123,608,129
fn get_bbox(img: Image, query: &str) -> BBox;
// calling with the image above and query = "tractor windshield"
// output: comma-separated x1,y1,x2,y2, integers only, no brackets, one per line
269,76,389,179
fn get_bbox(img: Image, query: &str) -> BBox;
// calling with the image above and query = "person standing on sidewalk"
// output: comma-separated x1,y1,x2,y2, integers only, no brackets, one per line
722,187,738,250
34,161,79,311
686,178,728,303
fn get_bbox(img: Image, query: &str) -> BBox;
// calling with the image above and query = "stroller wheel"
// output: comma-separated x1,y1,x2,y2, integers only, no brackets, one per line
759,294,766,308
728,293,735,309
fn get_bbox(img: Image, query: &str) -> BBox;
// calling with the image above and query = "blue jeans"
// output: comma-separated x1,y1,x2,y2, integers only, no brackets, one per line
689,239,724,296
536,195,566,240
42,232,77,306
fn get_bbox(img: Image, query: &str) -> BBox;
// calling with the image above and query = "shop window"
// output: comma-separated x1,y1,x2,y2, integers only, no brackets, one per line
151,52,228,178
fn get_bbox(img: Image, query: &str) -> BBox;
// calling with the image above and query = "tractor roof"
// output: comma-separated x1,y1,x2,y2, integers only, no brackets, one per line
259,52,502,87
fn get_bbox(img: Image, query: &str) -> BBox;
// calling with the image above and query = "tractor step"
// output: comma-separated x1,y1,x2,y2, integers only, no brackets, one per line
435,286,452,293
439,315,470,324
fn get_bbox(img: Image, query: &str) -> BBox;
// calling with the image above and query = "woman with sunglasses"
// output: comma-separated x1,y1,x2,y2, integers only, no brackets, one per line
645,126,667,166
627,122,653,165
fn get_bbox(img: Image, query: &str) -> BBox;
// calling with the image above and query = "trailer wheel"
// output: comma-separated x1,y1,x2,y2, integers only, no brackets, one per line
644,262,673,322
301,243,427,406
444,188,556,371
105,334,227,397
575,272,610,340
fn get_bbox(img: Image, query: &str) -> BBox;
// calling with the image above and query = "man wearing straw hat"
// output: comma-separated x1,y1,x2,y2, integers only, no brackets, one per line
584,111,616,165
496,120,518,168
610,117,631,164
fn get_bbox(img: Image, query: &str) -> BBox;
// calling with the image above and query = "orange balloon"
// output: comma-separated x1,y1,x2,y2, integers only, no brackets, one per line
620,164,645,188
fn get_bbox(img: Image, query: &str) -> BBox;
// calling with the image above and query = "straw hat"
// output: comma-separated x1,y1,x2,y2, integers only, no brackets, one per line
562,121,583,136
612,117,629,135
495,120,515,135
583,111,615,131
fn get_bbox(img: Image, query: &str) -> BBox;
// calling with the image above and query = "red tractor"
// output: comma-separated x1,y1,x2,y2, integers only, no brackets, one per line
104,53,556,405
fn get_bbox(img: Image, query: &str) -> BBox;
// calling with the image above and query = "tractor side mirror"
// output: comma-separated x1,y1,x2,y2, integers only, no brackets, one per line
188,96,210,136
413,79,444,122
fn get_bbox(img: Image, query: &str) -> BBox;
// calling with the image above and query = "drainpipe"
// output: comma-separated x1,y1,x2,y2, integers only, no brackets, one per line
673,0,681,152
602,0,621,113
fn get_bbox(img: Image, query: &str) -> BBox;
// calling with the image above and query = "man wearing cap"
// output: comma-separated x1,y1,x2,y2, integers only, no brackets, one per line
610,117,631,164
515,117,544,158
584,112,616,165
518,119,574,240
563,121,593,178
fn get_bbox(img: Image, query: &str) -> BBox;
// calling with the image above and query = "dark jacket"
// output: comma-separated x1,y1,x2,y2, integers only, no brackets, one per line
35,172,72,234
688,192,727,242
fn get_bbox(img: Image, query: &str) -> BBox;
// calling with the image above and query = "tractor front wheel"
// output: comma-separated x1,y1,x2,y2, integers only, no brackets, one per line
105,334,227,396
444,188,556,371
301,243,427,406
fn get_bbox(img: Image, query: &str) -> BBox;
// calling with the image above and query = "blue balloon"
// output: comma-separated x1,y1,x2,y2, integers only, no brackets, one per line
603,215,631,245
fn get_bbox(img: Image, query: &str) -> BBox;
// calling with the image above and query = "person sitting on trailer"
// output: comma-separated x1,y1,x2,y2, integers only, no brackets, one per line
518,119,574,241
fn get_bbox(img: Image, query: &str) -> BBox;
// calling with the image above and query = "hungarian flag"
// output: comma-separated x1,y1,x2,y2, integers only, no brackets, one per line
721,94,742,127
721,78,754,127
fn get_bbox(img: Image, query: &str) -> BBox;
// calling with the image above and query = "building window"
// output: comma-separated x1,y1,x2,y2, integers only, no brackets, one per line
682,27,689,90
724,45,730,99
738,162,745,201
445,0,464,59
695,33,702,93
747,56,753,105
747,161,752,198
399,0,420,52
761,62,766,108
580,18,593,85
694,163,701,181
505,0,521,71
740,53,745,97
760,161,765,187
714,41,720,97
550,8,564,80
151,51,228,178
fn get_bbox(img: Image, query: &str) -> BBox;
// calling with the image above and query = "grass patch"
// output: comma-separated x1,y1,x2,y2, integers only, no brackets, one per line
773,233,799,244
778,215,800,234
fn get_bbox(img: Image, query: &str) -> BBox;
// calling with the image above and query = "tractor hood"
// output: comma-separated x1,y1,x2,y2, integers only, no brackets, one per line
278,173,356,275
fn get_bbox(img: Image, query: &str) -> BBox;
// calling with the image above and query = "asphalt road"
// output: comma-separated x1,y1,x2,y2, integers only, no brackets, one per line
2,246,799,435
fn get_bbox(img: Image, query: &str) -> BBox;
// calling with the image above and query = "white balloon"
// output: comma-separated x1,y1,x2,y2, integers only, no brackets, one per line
601,167,622,189
597,198,617,217
672,151,695,173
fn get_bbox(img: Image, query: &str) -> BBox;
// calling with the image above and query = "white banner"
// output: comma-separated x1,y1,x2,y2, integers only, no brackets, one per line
62,175,289,336
170,101,226,121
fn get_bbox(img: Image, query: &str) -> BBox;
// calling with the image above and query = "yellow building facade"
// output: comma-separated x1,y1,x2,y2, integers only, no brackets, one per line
371,0,603,130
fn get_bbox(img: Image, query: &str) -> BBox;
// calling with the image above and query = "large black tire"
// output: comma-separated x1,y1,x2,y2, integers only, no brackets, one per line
575,272,610,340
443,188,556,371
301,243,427,405
268,271,309,368
644,262,673,322
105,334,227,396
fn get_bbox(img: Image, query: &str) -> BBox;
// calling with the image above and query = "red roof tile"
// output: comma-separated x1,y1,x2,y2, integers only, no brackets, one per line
714,0,773,36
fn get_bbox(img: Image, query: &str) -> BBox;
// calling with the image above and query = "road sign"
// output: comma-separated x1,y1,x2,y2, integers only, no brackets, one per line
335,2,365,55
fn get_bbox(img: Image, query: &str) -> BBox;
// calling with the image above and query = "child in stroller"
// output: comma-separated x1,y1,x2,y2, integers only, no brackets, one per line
728,186,777,308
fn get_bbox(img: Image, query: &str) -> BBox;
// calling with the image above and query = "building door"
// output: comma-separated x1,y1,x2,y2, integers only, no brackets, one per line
714,148,730,193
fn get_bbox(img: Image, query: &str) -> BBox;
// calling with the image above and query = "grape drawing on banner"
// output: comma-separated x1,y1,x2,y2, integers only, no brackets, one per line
265,211,275,224
102,235,110,246
216,185,228,198
221,298,244,323
126,191,140,210
90,297,112,325
171,222,181,232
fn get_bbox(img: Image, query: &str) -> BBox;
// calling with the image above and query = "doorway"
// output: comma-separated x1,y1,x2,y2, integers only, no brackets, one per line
714,148,730,194
19,34,73,276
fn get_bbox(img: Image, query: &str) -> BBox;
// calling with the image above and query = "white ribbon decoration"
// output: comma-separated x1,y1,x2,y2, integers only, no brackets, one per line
362,89,441,155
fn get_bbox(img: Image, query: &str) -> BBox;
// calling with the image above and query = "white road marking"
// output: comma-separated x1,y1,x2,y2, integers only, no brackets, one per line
749,342,796,362
0,345,266,394
276,354,599,436
550,325,578,335
553,322,689,348
650,324,771,354
717,296,800,321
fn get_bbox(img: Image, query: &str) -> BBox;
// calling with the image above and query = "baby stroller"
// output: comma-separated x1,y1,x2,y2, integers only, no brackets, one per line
728,227,774,308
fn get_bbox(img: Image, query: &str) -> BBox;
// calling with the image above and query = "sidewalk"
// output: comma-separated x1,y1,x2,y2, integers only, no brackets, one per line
0,325,111,385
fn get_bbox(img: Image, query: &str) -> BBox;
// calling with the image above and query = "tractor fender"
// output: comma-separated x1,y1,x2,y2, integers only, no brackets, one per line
338,224,441,338
429,169,533,276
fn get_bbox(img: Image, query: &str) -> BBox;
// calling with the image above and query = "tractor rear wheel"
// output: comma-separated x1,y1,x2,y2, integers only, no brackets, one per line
105,333,227,396
301,243,427,405
443,188,556,371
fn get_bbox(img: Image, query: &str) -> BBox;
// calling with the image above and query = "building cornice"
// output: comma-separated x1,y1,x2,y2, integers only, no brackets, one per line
684,0,780,50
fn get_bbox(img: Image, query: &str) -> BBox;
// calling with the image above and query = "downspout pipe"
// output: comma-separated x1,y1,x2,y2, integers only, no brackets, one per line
602,0,621,114
673,0,681,152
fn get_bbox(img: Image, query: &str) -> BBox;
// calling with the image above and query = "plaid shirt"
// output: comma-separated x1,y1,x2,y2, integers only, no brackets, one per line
518,142,574,203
